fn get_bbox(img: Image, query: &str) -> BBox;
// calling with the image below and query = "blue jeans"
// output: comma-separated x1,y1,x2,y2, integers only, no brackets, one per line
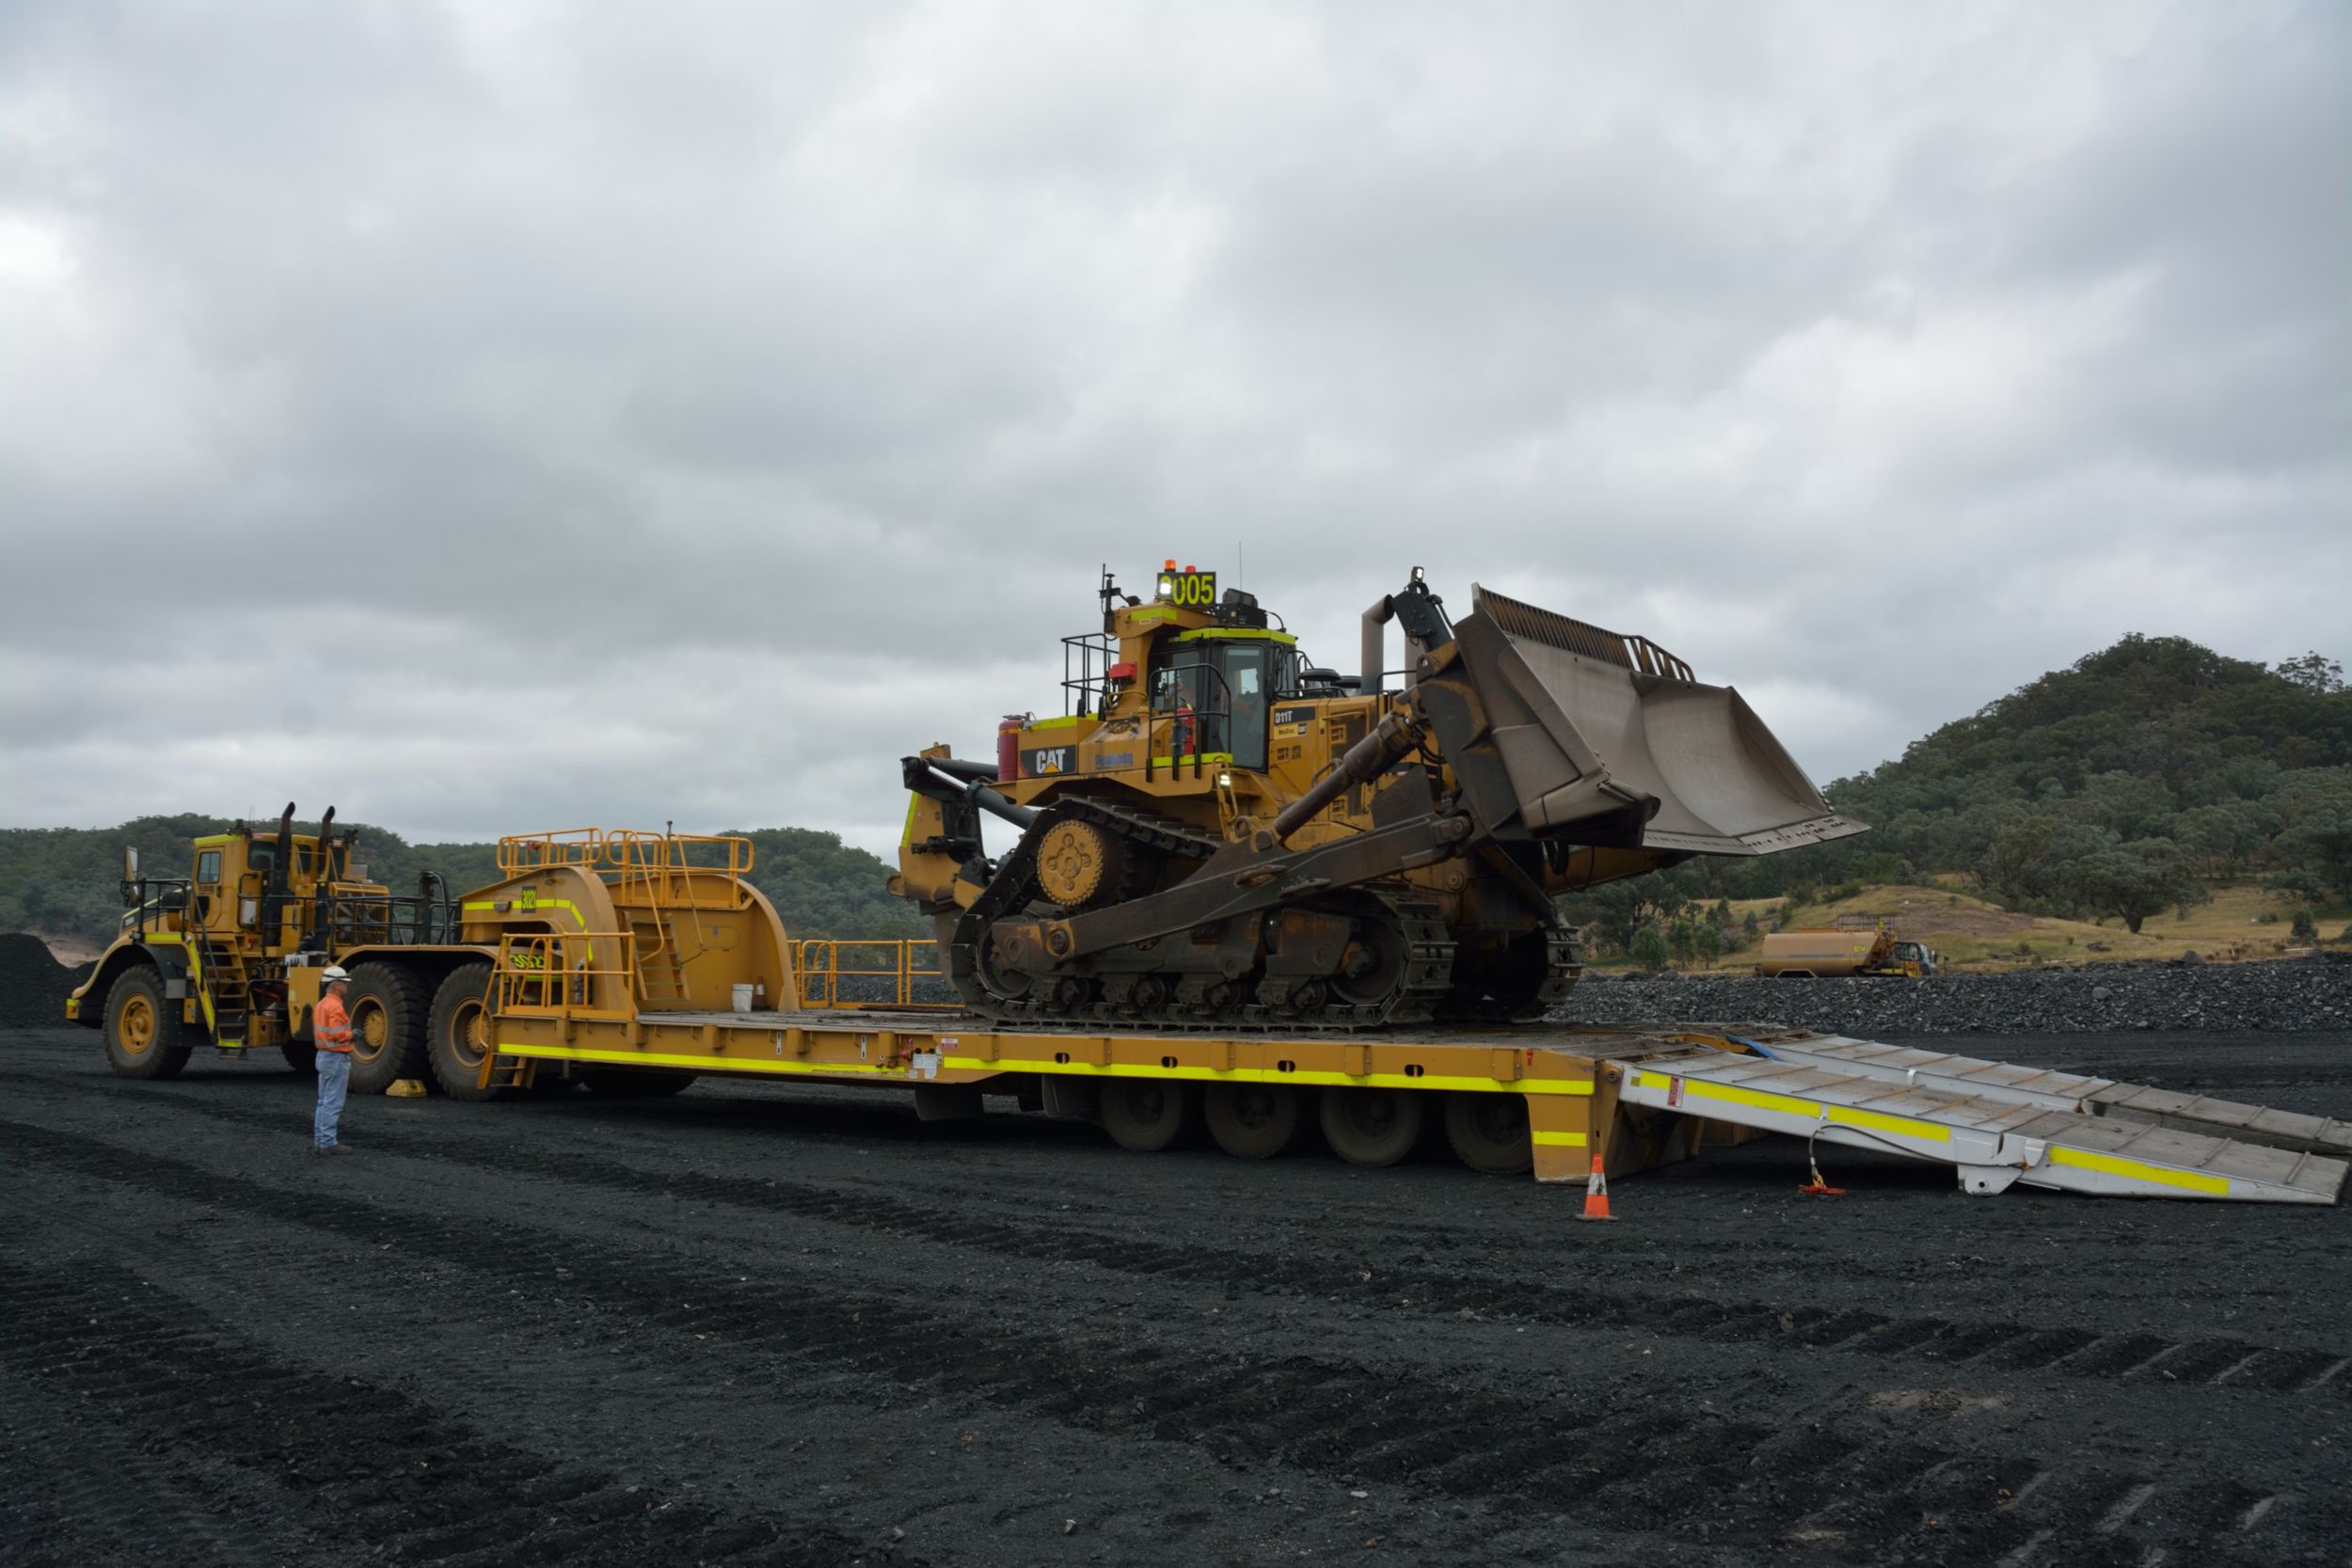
314,1050,351,1148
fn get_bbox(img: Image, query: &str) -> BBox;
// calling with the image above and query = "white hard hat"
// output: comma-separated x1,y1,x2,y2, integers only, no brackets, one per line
323,965,351,983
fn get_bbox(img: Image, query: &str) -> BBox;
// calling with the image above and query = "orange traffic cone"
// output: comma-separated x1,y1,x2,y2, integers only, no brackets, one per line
1574,1151,1617,1223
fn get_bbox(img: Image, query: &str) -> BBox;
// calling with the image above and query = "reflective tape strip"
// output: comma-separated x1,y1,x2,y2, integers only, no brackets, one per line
960,1056,1589,1095
2050,1147,2230,1196
1530,1130,1588,1148
464,898,595,959
496,1041,1589,1095
500,1042,903,1078
1675,1079,1951,1143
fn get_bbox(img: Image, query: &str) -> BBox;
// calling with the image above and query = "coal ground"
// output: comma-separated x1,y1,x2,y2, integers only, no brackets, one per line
1559,954,2352,1037
3,1008,2348,1565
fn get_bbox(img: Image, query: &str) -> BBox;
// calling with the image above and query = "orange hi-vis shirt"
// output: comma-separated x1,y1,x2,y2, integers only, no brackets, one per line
314,993,354,1053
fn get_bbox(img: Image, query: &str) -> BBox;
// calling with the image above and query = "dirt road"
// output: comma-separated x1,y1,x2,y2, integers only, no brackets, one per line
4,1023,2346,1568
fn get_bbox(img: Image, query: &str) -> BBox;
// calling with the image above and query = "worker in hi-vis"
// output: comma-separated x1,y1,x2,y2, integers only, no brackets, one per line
311,966,357,1155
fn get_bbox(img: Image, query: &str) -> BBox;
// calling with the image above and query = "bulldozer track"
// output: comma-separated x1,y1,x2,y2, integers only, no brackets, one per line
950,797,1460,1032
5,1025,2346,1568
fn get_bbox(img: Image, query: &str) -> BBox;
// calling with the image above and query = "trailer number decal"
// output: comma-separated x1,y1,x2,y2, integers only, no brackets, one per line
910,1051,941,1080
1168,570,1218,608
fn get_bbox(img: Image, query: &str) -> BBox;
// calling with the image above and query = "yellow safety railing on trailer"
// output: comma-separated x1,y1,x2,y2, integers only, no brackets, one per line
498,829,606,876
493,930,639,1022
797,939,942,1009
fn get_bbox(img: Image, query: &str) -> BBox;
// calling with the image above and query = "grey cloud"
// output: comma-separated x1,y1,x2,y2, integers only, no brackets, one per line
2,1,2345,858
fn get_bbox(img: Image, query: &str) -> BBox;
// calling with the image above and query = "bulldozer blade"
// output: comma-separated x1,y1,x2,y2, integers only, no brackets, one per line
1460,584,1866,856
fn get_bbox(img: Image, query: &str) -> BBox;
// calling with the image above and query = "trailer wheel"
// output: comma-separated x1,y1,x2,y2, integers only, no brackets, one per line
281,1041,318,1076
344,962,428,1094
1203,1084,1302,1160
1319,1086,1423,1167
1100,1079,1203,1152
426,962,501,1101
577,1067,696,1098
103,968,192,1081
1443,1091,1533,1175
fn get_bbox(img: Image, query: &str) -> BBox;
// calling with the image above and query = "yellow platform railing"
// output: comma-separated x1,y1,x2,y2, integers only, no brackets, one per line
493,930,639,1022
797,939,942,1009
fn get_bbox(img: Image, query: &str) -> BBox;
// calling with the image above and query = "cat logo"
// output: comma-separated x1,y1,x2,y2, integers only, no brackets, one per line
1023,746,1076,777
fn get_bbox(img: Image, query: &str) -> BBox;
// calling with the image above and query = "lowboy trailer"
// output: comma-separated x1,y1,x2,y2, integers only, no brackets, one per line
74,822,2350,1204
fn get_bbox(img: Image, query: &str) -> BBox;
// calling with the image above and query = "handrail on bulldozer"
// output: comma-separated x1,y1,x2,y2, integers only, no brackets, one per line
798,939,942,1009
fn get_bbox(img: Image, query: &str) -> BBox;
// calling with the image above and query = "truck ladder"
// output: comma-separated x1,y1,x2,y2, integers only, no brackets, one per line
192,935,251,1048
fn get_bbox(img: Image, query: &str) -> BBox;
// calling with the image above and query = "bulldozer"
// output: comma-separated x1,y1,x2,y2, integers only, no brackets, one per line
893,564,1866,1031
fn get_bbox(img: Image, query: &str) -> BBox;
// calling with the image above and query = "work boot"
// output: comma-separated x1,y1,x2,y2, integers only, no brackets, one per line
315,1144,356,1157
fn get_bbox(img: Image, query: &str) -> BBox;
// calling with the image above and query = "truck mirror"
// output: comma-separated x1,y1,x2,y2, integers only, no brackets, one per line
123,847,139,881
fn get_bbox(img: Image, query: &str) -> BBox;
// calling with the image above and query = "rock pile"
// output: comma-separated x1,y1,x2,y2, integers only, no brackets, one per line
0,932,93,1028
1555,955,2352,1035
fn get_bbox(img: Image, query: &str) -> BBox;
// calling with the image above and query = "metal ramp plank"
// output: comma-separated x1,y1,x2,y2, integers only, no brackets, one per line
1614,1046,2347,1205
1747,1035,2352,1158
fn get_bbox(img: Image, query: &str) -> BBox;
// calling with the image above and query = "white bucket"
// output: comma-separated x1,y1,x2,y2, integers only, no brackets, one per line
730,983,755,1014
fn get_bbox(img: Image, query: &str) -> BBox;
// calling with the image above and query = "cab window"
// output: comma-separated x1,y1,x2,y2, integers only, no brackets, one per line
197,850,222,885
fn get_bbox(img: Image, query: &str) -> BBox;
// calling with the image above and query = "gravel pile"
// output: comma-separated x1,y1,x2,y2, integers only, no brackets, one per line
0,932,93,1028
1556,954,2352,1035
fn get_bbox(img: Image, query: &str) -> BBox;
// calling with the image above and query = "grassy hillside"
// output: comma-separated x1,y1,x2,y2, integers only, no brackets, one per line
1564,637,2352,968
1636,880,2343,975
0,816,923,952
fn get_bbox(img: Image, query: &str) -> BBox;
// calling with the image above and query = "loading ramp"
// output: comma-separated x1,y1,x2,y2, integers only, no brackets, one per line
1601,1029,2351,1203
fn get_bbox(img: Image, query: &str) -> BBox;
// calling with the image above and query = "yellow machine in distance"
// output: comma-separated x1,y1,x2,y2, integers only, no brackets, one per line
895,563,1866,1031
1755,927,1938,978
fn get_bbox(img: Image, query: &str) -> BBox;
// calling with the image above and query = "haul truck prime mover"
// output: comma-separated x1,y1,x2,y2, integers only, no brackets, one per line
61,568,2352,1204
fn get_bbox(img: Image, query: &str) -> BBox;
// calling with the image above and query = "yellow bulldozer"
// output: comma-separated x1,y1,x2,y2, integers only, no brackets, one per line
894,563,1864,1029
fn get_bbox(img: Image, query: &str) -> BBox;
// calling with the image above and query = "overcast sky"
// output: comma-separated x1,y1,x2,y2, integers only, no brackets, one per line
3,1,2345,858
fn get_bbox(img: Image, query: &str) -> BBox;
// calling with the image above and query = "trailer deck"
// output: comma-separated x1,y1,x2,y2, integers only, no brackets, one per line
487,1006,2349,1202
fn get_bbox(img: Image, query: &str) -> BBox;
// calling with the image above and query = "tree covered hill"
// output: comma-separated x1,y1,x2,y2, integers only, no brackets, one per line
0,815,925,949
1564,638,2350,958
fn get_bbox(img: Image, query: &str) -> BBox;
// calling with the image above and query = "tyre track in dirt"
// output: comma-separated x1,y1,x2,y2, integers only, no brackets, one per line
0,1250,887,1568
7,1099,2344,1568
7,1026,2348,1566
25,1070,2350,1409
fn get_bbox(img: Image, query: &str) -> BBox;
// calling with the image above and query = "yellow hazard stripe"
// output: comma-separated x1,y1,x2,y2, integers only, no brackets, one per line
2049,1147,2230,1196
497,1041,1589,1095
464,897,594,960
500,1043,899,1078
1672,1078,1951,1143
963,1056,1588,1094
1531,1130,1587,1148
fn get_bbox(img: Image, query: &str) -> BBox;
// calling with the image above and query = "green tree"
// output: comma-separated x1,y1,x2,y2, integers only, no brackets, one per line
2274,652,2345,695
2066,839,2203,934
1691,921,1723,967
1629,922,1670,972
1741,911,1762,948
2290,909,2319,942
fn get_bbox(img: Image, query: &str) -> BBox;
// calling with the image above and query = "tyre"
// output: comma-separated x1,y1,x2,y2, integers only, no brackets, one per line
1318,1086,1424,1167
103,967,193,1081
577,1067,696,1098
1203,1083,1302,1160
1442,1091,1533,1175
343,961,428,1095
281,1041,318,1076
426,962,501,1101
1100,1078,1203,1152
